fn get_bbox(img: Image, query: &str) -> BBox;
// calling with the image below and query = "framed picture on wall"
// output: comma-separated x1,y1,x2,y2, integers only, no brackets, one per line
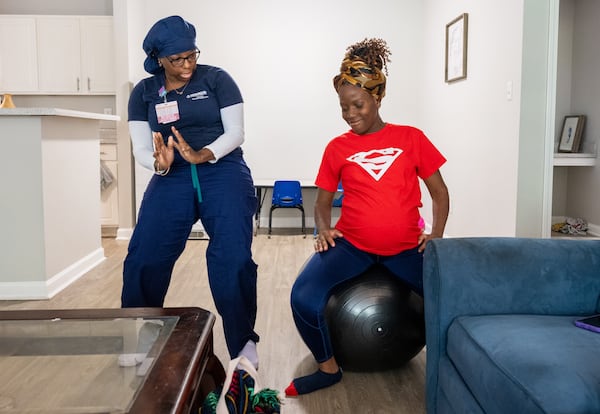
445,13,469,83
558,115,586,153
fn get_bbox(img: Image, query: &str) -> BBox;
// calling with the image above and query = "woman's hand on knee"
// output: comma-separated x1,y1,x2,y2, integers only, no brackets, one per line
314,229,343,252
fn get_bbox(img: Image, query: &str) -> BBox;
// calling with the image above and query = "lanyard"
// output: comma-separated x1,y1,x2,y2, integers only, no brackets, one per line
191,164,203,203
158,84,201,202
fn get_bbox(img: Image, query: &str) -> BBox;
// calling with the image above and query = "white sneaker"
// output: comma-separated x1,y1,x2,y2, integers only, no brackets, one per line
237,340,259,370
118,321,163,367
118,353,146,367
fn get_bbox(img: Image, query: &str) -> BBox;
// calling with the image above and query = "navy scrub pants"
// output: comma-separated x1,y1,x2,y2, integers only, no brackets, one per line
121,157,259,358
290,237,423,363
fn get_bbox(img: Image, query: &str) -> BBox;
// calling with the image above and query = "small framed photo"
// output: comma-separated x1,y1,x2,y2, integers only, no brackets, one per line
558,115,586,153
445,13,469,83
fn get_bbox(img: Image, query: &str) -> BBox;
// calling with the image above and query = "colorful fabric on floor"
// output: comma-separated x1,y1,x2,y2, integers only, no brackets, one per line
200,369,281,414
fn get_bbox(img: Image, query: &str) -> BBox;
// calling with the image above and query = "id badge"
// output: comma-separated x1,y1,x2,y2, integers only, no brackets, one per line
155,101,180,124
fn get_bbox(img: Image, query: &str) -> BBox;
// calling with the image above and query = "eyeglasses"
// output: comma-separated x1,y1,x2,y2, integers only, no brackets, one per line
166,50,200,67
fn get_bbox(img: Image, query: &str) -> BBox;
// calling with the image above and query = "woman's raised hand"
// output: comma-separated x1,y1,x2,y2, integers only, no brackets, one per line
153,131,175,171
170,126,215,164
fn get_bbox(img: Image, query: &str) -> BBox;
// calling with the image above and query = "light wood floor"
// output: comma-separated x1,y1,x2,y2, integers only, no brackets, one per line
0,234,426,414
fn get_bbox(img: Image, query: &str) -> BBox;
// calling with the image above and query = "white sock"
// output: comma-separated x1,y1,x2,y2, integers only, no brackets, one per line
237,340,259,369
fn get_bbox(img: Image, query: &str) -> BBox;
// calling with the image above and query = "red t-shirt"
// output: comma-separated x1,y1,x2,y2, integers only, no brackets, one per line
316,123,446,255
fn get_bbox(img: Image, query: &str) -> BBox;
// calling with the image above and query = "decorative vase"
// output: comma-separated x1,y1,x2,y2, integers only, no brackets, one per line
0,93,16,108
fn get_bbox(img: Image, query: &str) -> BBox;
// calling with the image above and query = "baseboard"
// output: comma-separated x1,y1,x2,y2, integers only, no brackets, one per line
0,248,106,300
259,214,341,229
116,227,133,240
115,226,211,240
101,225,118,238
588,223,600,237
46,248,106,298
189,230,209,240
0,281,50,300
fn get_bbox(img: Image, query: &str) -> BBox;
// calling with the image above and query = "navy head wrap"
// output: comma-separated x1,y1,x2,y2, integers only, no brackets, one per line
143,16,197,74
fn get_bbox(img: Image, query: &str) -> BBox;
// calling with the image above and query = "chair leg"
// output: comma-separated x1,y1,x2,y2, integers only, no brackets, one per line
300,206,306,238
268,207,274,238
268,206,307,237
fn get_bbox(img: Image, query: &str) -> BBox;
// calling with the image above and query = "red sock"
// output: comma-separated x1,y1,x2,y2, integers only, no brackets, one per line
284,369,342,397
284,382,299,397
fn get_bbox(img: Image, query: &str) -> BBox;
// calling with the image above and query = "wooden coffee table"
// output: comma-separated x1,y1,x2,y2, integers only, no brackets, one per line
0,307,225,413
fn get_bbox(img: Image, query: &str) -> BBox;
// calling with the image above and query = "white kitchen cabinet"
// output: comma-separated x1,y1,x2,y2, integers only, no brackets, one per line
36,17,81,93
36,16,115,94
81,17,116,94
0,16,38,92
100,143,119,226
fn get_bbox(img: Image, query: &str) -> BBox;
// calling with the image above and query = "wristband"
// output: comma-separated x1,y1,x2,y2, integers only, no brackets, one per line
154,159,170,176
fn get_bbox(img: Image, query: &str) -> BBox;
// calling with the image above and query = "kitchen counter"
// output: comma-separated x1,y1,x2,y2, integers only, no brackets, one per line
0,107,119,121
0,108,119,299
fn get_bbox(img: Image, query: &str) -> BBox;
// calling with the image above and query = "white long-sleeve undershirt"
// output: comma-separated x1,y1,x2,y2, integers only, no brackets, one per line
129,102,245,171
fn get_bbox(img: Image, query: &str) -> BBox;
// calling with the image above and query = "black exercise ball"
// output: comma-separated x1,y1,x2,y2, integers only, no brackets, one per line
324,265,425,372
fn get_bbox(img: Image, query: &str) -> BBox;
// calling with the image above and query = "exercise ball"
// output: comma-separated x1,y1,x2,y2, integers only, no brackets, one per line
324,265,425,372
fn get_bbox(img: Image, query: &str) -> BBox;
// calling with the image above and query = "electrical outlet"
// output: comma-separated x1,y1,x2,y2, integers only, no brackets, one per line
103,108,113,115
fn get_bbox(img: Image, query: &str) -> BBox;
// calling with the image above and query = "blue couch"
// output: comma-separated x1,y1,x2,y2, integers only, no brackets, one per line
423,237,600,414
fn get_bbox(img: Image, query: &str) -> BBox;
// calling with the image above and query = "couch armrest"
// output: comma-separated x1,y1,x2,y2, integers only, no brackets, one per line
423,237,600,413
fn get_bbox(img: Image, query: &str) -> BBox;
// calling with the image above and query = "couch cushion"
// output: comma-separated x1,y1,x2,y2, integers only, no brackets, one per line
438,355,485,414
447,314,600,414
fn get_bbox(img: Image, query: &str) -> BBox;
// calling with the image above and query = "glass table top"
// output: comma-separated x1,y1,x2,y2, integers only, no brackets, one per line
0,316,178,413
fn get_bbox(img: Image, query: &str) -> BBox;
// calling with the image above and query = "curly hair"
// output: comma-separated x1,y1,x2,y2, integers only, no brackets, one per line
344,38,391,75
333,38,392,99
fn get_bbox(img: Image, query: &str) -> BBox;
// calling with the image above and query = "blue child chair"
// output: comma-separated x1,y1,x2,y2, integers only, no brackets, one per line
332,182,344,207
269,180,305,237
313,182,343,238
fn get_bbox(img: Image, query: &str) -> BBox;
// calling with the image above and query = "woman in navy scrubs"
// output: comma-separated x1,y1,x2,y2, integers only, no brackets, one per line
122,15,260,367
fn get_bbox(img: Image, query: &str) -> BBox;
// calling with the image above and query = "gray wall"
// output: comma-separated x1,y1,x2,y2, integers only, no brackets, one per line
0,0,111,15
515,0,556,237
567,0,600,228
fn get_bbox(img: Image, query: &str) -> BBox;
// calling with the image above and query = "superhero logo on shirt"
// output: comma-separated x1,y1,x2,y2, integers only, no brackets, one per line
346,147,403,181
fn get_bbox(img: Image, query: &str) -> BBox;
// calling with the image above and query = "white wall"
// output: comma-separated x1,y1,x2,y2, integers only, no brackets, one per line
127,1,562,237
552,0,575,218
420,1,525,237
127,0,424,184
7,0,560,237
125,0,426,228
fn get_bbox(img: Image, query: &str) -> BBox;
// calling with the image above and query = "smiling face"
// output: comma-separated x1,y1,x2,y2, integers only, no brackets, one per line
338,83,385,135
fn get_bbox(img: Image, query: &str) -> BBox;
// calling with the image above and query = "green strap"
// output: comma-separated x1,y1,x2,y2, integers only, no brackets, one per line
191,164,203,203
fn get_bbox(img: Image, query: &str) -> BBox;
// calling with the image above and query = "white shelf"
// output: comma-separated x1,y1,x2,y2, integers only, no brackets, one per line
553,153,597,167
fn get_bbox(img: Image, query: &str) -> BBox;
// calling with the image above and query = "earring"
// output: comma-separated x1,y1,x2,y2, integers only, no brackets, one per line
158,59,162,67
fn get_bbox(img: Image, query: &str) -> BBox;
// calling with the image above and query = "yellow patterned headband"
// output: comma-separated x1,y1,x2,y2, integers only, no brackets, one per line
333,57,386,100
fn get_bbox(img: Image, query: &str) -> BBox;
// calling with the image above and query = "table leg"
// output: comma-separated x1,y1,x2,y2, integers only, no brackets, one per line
197,354,226,403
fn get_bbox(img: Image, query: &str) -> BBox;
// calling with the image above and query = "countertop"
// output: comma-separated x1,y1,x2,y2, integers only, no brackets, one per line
0,107,119,121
